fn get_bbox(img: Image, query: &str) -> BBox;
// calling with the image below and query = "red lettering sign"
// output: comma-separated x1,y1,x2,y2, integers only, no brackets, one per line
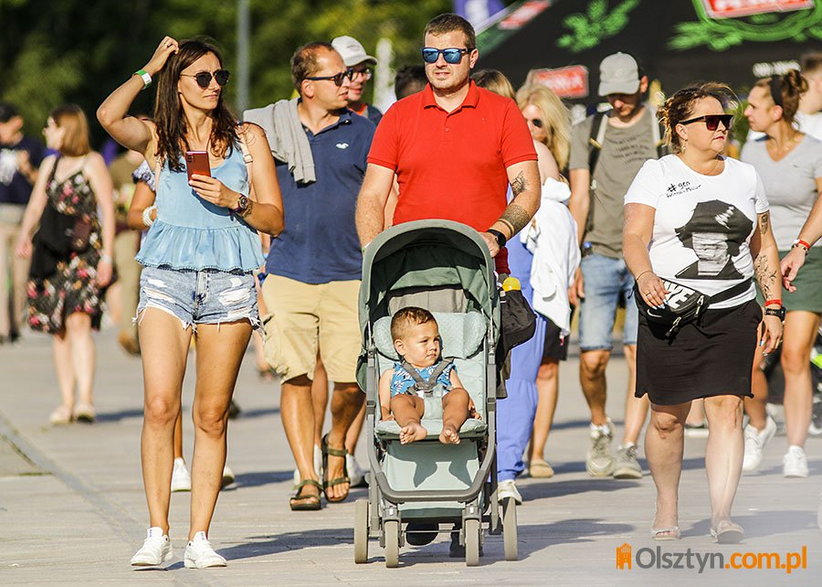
526,66,589,99
499,0,551,30
701,0,813,19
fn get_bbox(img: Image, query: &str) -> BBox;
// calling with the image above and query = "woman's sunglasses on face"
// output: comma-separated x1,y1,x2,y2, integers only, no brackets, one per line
421,47,471,64
181,69,230,89
306,70,353,87
679,114,733,131
527,118,544,129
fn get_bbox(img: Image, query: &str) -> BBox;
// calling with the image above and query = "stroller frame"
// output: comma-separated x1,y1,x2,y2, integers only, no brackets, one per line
353,220,518,567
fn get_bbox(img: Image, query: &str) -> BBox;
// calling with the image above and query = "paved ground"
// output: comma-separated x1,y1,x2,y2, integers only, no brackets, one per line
1,327,820,586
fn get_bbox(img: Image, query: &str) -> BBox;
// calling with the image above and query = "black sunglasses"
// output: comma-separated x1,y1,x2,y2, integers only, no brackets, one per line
679,114,733,131
421,47,471,64
180,69,230,89
527,118,544,128
348,66,373,81
306,70,353,87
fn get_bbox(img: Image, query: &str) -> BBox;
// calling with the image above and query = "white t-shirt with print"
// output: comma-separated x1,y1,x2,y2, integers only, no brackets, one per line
625,155,769,309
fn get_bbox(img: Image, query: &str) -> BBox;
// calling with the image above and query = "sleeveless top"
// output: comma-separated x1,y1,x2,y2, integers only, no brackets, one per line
136,145,264,272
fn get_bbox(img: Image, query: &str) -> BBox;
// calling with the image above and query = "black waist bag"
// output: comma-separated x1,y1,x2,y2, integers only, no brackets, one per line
634,277,752,338
499,287,537,356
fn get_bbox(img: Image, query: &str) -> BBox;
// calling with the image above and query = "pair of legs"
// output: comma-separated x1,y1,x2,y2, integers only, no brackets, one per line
389,387,471,444
0,210,30,341
745,311,820,446
139,308,250,539
310,358,366,457
580,344,647,444
527,360,559,464
281,374,363,501
647,395,744,533
52,311,96,415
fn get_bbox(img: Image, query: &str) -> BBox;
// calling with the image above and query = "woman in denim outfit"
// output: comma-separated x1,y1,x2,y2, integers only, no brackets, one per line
98,37,283,568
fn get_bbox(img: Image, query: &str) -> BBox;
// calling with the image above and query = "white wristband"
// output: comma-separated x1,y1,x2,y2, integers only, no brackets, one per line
142,205,156,228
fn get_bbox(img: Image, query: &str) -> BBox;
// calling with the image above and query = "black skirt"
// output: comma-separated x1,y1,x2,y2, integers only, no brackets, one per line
635,299,761,405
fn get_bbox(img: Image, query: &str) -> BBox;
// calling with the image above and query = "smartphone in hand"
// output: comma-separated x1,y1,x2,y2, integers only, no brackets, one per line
185,151,211,181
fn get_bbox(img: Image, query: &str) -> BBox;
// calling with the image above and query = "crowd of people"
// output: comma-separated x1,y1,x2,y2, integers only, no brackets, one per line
1,11,820,568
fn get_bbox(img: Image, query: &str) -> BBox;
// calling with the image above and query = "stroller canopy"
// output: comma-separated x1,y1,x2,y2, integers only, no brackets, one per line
359,220,499,328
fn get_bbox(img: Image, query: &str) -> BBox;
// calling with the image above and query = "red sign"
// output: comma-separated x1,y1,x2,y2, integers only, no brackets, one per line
701,0,813,19
499,0,551,30
526,66,589,99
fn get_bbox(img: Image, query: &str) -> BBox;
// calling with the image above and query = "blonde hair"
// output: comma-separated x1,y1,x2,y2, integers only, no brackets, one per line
50,104,91,157
471,69,515,100
516,85,570,170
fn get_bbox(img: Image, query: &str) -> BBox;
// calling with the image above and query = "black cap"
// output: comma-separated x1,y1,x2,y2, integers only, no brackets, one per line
0,102,20,123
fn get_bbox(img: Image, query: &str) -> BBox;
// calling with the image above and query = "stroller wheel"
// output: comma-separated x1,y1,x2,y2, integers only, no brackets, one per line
354,499,369,564
502,497,518,561
465,518,481,567
384,520,400,568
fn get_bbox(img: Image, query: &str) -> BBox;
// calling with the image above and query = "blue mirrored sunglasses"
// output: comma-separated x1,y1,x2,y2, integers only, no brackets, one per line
421,47,471,64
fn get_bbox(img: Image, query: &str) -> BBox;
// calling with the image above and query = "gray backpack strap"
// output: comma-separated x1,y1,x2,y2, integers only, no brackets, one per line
400,359,453,397
587,113,608,190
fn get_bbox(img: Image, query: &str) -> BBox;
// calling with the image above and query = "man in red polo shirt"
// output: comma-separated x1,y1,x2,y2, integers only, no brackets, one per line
355,13,539,273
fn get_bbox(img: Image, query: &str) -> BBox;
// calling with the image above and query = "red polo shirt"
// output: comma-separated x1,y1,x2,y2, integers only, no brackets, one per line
368,82,537,272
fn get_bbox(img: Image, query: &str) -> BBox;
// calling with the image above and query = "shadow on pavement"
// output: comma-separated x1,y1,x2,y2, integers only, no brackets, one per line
231,407,280,419
229,470,294,489
683,510,818,540
218,528,354,560
95,408,144,423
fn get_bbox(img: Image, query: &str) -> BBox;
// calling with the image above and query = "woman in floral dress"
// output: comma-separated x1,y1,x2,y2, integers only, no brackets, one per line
15,105,115,424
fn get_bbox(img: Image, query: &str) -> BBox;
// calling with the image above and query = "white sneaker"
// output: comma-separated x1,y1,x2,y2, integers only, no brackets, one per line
184,531,227,568
347,453,367,487
742,416,777,473
171,458,192,492
498,479,522,504
131,527,173,566
783,445,809,478
292,444,323,486
586,419,615,477
221,465,235,489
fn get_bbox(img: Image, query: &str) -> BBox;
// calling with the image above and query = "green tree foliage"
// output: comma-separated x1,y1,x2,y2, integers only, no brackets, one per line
0,0,452,146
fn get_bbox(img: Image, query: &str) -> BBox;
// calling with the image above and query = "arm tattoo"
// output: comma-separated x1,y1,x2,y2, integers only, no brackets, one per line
498,204,531,237
754,254,778,300
759,212,769,235
511,172,527,197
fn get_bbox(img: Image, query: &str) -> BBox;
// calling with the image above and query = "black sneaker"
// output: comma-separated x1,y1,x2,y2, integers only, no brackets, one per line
405,522,438,546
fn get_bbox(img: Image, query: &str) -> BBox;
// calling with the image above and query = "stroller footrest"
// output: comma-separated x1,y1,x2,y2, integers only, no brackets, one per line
375,418,486,440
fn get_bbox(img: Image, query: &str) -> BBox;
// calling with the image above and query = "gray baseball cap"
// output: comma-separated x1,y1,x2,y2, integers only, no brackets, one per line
331,36,377,67
598,52,640,97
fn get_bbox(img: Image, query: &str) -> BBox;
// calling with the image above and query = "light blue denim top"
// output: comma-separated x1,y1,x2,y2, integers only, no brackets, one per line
136,145,264,272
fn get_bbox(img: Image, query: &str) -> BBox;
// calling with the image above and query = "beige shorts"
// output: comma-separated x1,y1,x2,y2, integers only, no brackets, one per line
261,275,360,383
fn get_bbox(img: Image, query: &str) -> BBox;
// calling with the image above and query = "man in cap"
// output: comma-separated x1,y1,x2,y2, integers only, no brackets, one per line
332,35,382,125
567,52,664,480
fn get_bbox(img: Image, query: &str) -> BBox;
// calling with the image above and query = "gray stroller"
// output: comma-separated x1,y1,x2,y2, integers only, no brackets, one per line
354,220,518,567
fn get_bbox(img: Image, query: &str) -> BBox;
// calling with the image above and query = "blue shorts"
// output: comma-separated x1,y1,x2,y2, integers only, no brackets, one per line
578,253,638,351
137,266,259,331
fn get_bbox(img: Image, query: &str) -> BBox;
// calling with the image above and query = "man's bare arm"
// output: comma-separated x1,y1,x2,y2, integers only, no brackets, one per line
489,160,541,239
355,164,397,247
568,168,590,246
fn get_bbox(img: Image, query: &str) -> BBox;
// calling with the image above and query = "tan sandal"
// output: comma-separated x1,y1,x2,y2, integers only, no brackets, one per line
529,458,555,479
49,405,73,425
289,479,322,511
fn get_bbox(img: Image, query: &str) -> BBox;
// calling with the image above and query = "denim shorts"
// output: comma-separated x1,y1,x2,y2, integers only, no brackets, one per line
137,266,259,331
578,253,638,351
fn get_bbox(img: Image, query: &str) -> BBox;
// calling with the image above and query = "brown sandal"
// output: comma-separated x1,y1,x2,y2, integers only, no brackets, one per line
321,434,350,503
289,479,322,511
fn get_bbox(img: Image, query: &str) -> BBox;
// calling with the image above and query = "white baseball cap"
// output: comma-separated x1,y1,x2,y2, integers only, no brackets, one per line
598,52,641,97
331,36,377,67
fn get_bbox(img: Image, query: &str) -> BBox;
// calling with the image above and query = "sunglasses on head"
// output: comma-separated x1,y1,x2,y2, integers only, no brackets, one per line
306,70,353,87
180,69,230,89
421,47,471,64
679,114,733,131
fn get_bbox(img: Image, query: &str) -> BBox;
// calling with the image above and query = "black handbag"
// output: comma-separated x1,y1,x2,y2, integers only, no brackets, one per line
634,277,753,338
499,286,537,356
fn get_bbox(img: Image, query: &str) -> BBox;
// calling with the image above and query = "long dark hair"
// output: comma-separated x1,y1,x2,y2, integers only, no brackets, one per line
154,38,236,172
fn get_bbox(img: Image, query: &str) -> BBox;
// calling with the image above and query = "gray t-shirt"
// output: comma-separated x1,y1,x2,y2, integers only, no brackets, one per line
741,135,822,250
569,108,659,258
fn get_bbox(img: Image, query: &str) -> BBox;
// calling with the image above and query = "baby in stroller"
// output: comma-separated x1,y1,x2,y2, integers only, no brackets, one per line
379,307,478,445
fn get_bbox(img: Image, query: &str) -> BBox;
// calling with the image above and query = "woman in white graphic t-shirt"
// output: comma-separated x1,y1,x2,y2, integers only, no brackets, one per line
622,83,783,544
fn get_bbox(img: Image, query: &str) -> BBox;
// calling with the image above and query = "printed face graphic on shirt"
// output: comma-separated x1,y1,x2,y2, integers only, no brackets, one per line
674,199,753,280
